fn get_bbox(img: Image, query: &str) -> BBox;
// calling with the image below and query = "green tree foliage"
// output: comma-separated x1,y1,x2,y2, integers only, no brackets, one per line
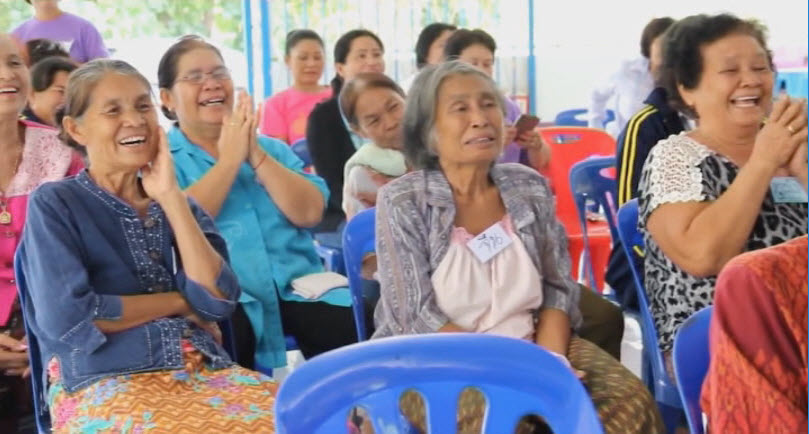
1,0,245,51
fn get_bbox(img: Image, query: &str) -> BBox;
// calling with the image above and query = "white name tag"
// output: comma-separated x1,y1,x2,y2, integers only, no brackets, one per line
466,222,513,263
771,177,807,203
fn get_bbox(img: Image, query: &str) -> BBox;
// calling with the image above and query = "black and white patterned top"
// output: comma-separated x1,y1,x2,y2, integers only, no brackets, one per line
638,132,807,352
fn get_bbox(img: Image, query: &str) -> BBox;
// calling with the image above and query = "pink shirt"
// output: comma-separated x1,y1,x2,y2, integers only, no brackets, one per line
431,215,544,339
0,121,84,325
259,87,332,144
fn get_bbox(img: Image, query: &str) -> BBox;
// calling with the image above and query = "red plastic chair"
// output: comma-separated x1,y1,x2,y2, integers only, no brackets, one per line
538,127,617,291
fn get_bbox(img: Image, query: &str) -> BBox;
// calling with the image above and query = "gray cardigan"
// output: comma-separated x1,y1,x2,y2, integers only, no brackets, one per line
372,163,582,338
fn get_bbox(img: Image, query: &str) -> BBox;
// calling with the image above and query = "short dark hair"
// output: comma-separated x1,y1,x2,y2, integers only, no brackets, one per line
157,35,224,120
30,56,77,92
56,59,152,155
285,29,324,56
415,23,457,68
443,29,496,60
330,29,384,95
25,38,71,66
660,13,773,118
640,17,675,58
339,72,404,128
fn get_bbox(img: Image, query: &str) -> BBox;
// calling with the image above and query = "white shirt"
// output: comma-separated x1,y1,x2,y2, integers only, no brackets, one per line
588,56,654,138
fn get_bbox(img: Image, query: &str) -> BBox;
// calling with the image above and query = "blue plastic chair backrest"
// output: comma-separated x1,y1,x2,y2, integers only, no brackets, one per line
569,156,619,241
274,333,604,434
616,200,681,406
554,108,615,128
616,200,649,318
673,306,713,434
13,246,49,433
291,138,312,167
554,108,589,127
341,208,376,341
568,156,618,288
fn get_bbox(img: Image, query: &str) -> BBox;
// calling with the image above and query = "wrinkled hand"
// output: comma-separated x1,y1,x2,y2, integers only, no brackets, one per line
752,96,808,171
0,334,29,376
504,126,517,145
218,90,254,165
185,313,222,345
514,129,544,150
141,128,181,204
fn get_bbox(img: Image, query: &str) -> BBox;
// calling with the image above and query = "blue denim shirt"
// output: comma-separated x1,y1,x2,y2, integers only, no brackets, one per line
18,170,240,393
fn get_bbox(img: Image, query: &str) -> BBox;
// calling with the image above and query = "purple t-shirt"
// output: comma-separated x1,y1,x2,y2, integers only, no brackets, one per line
12,12,108,63
499,97,525,164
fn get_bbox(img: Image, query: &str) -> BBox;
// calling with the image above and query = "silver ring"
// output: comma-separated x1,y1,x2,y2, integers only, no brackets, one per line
788,124,796,134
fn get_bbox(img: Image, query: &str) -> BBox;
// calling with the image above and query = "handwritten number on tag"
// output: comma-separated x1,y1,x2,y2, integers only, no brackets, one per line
466,222,513,263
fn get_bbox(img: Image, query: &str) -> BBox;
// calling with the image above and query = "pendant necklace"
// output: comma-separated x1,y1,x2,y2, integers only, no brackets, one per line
0,149,23,226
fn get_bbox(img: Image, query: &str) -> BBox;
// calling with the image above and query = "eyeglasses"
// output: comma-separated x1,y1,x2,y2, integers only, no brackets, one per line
176,68,232,85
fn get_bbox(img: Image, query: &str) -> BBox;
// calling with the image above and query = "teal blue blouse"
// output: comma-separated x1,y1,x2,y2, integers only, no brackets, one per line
168,127,351,368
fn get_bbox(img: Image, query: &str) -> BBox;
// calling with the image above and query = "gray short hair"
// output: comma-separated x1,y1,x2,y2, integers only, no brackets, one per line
56,59,152,155
402,60,507,170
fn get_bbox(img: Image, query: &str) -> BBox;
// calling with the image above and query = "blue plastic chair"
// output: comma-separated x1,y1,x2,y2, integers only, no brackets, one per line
673,306,713,434
568,156,618,289
313,232,344,274
290,138,312,167
341,208,376,341
274,333,604,434
13,248,241,433
554,108,615,128
616,199,683,431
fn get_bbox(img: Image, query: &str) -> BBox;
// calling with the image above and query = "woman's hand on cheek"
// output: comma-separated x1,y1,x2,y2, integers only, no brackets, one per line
142,128,182,204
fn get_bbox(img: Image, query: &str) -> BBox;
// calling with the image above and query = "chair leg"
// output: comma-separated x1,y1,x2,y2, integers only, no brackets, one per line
659,403,684,434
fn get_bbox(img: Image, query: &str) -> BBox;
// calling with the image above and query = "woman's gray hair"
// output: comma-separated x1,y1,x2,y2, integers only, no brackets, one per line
402,60,507,170
56,59,152,155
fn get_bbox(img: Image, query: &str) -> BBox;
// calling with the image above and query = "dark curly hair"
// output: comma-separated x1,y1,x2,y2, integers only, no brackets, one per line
640,17,675,59
330,29,384,95
660,13,773,119
25,38,71,66
157,35,224,121
285,29,324,56
443,28,497,59
415,23,457,68
30,56,77,92
339,72,404,128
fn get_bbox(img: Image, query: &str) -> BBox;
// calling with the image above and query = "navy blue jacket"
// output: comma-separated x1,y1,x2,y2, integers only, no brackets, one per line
616,87,686,206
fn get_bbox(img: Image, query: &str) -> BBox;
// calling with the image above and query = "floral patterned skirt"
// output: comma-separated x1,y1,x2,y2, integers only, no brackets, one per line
47,342,277,433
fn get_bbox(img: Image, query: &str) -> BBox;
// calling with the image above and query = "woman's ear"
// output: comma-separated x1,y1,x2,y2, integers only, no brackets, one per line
63,116,87,149
349,123,366,139
335,62,346,78
159,88,174,113
678,83,695,109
